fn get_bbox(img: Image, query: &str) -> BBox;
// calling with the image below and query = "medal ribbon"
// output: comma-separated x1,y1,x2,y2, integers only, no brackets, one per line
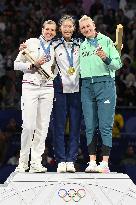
39,36,51,56
87,37,98,48
61,37,74,68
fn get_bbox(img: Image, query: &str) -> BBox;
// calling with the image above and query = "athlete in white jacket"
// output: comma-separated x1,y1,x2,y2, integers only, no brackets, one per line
52,15,82,173
14,20,56,173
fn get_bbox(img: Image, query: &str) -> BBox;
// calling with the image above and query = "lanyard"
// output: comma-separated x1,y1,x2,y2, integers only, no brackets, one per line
61,37,74,67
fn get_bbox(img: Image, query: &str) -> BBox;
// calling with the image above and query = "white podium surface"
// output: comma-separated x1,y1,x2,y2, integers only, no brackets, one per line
0,172,136,205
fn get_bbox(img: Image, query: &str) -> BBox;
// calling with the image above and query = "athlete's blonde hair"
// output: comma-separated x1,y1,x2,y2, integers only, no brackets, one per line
79,15,94,25
42,20,57,28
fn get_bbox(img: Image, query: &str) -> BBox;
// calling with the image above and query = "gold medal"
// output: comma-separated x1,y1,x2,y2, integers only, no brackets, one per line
67,67,75,75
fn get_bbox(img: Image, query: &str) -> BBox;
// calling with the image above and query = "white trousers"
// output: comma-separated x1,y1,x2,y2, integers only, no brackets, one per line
19,83,54,166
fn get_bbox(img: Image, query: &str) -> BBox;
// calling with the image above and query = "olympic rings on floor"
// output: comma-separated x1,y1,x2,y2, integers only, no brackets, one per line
58,188,86,202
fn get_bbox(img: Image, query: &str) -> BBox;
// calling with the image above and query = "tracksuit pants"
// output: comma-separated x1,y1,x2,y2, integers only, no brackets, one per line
19,83,54,166
81,76,116,155
53,91,82,163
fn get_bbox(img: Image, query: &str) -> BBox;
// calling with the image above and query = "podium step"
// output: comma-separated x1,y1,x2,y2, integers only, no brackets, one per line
0,172,136,205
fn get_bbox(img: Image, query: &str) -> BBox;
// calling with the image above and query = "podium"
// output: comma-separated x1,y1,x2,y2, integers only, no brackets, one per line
0,172,136,205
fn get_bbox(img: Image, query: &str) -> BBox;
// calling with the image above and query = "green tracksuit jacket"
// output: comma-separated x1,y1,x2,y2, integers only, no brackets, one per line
80,32,122,78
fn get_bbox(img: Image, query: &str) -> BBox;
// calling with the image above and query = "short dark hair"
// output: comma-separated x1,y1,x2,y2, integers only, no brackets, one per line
59,15,75,27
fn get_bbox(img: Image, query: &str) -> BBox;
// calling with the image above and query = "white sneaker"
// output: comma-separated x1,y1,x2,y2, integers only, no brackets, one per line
85,161,97,173
57,162,66,173
66,162,75,173
96,161,110,173
15,163,29,173
29,164,47,173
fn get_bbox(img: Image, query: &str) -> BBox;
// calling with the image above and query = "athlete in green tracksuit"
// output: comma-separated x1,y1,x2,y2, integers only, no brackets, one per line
79,15,122,173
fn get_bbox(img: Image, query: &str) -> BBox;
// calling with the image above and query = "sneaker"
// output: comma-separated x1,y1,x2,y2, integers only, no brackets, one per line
15,163,29,173
85,161,97,173
66,162,75,173
29,164,47,173
96,161,110,173
57,162,66,173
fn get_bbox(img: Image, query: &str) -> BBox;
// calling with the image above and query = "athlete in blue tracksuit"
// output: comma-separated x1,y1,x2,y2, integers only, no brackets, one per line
53,15,82,173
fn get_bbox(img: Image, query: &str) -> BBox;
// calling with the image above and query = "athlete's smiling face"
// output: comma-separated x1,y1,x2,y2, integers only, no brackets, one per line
60,19,74,41
42,23,56,41
79,19,96,38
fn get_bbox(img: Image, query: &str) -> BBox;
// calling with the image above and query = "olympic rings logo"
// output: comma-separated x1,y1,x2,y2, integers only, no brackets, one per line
58,188,86,202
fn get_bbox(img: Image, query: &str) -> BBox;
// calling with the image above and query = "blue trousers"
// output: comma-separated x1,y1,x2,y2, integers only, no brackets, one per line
53,92,82,163
81,76,116,150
